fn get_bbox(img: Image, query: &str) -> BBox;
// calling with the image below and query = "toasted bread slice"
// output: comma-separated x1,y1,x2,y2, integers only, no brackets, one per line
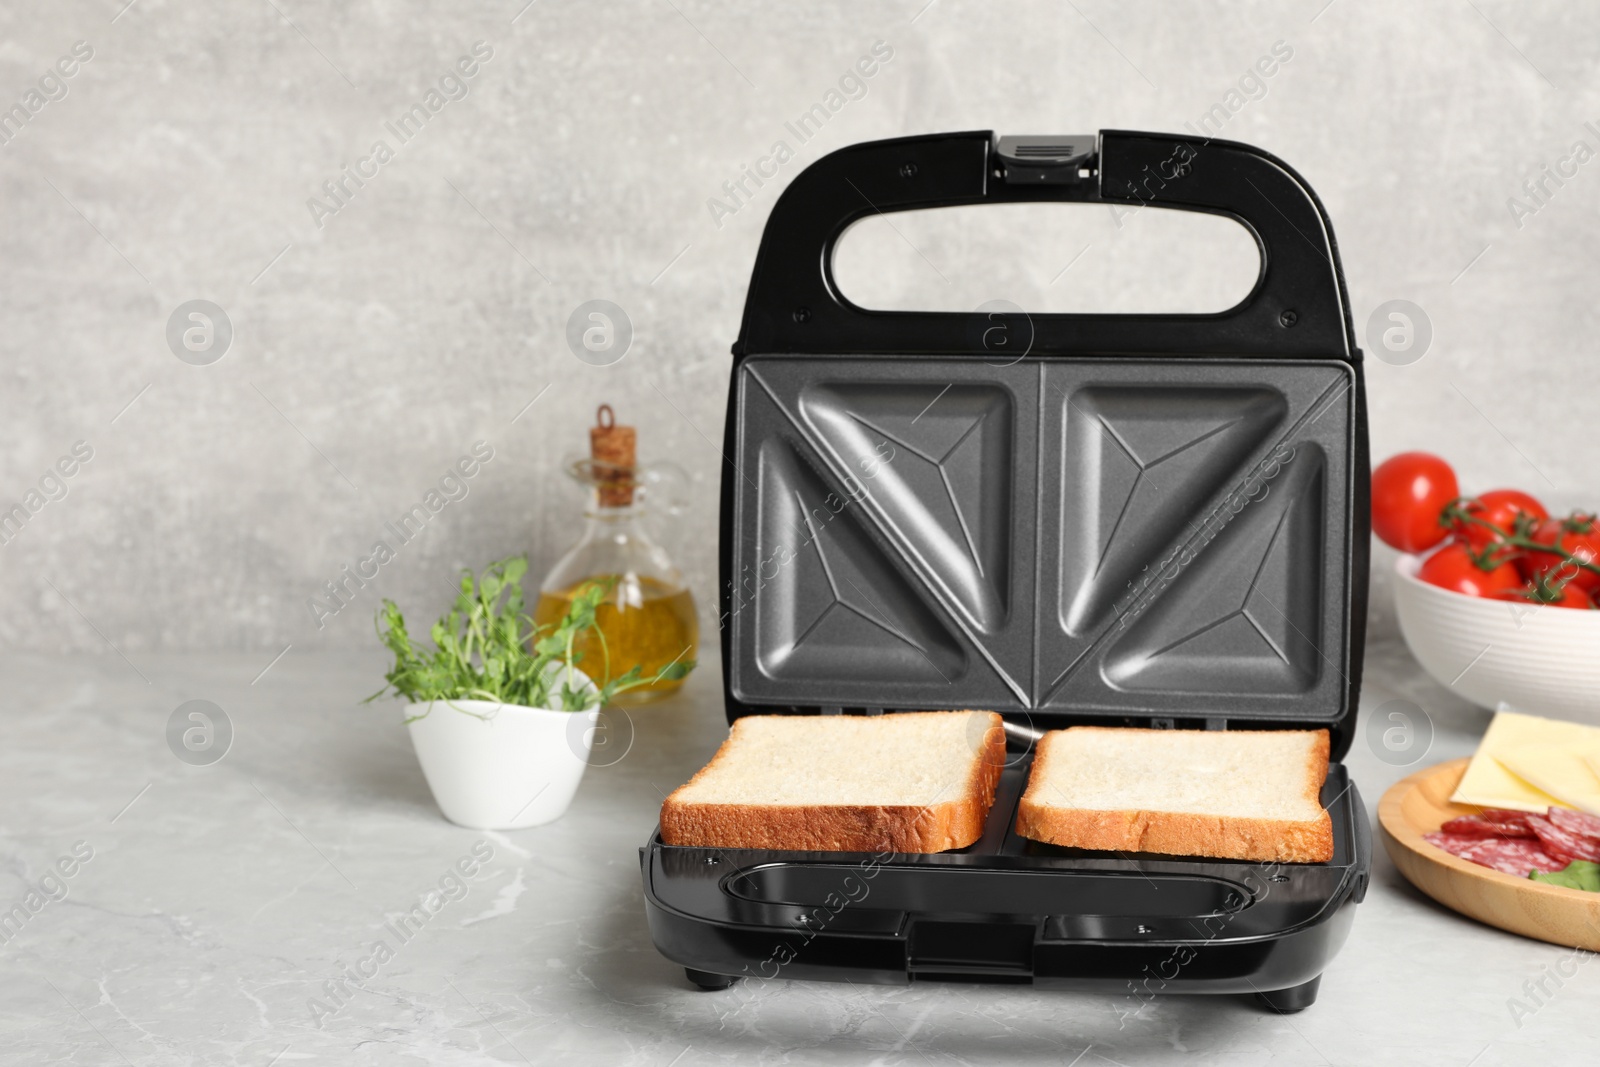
660,711,1005,853
1016,726,1333,863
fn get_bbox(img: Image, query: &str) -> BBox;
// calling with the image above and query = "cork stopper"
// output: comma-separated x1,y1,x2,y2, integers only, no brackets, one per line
589,404,636,507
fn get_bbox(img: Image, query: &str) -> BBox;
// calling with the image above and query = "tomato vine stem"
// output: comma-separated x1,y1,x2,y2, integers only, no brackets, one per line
1438,499,1600,589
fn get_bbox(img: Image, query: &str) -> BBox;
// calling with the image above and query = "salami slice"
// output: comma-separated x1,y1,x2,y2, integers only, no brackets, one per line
1457,838,1568,876
1526,815,1600,863
1423,831,1489,856
1424,831,1566,875
1545,807,1600,841
1477,809,1535,825
1439,815,1535,839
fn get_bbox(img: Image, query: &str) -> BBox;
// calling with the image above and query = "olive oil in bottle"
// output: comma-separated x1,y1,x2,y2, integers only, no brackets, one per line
533,576,698,703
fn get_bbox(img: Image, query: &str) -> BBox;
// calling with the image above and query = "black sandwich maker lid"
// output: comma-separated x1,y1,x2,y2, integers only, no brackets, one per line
645,130,1371,1010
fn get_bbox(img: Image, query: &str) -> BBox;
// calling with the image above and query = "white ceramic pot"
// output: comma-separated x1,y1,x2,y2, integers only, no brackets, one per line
1393,554,1600,723
404,671,599,829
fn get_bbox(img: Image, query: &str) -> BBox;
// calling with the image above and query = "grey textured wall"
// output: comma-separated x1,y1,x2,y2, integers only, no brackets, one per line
2,0,1596,659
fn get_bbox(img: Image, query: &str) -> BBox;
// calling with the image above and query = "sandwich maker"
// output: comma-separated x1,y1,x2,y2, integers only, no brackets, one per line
641,130,1371,1012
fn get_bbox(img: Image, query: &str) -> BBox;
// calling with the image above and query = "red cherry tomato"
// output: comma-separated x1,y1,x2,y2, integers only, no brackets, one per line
1497,580,1594,610
1519,513,1600,596
1418,543,1525,598
1454,489,1549,558
1550,584,1593,610
1372,452,1459,552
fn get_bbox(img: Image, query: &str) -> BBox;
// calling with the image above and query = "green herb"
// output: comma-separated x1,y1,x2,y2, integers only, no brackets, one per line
1529,860,1600,892
366,556,694,720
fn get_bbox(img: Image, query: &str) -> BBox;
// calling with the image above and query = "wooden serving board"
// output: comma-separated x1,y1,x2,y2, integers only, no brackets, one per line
1379,758,1600,950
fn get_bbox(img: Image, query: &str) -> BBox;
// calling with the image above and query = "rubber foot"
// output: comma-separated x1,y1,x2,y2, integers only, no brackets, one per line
685,968,735,991
1254,975,1321,1013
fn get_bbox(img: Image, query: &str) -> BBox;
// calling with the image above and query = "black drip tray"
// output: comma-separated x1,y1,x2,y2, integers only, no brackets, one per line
725,863,1249,919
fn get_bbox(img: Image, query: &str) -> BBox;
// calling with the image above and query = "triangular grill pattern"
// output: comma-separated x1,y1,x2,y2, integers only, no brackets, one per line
800,383,1013,633
1059,387,1287,635
1101,446,1325,694
753,439,967,684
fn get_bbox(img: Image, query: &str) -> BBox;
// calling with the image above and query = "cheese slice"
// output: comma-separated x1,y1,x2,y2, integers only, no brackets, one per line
1495,744,1600,815
1449,710,1600,812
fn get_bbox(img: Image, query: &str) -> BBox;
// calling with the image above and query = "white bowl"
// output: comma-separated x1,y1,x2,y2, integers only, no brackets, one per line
1392,554,1600,723
404,667,600,830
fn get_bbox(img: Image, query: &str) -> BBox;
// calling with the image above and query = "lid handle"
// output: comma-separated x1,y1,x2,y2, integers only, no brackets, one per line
733,129,1353,360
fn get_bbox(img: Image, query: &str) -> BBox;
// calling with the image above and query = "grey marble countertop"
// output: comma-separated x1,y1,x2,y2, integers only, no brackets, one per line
3,635,1597,1066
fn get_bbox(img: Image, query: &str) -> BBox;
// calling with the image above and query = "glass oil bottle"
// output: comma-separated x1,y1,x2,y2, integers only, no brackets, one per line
533,405,698,704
